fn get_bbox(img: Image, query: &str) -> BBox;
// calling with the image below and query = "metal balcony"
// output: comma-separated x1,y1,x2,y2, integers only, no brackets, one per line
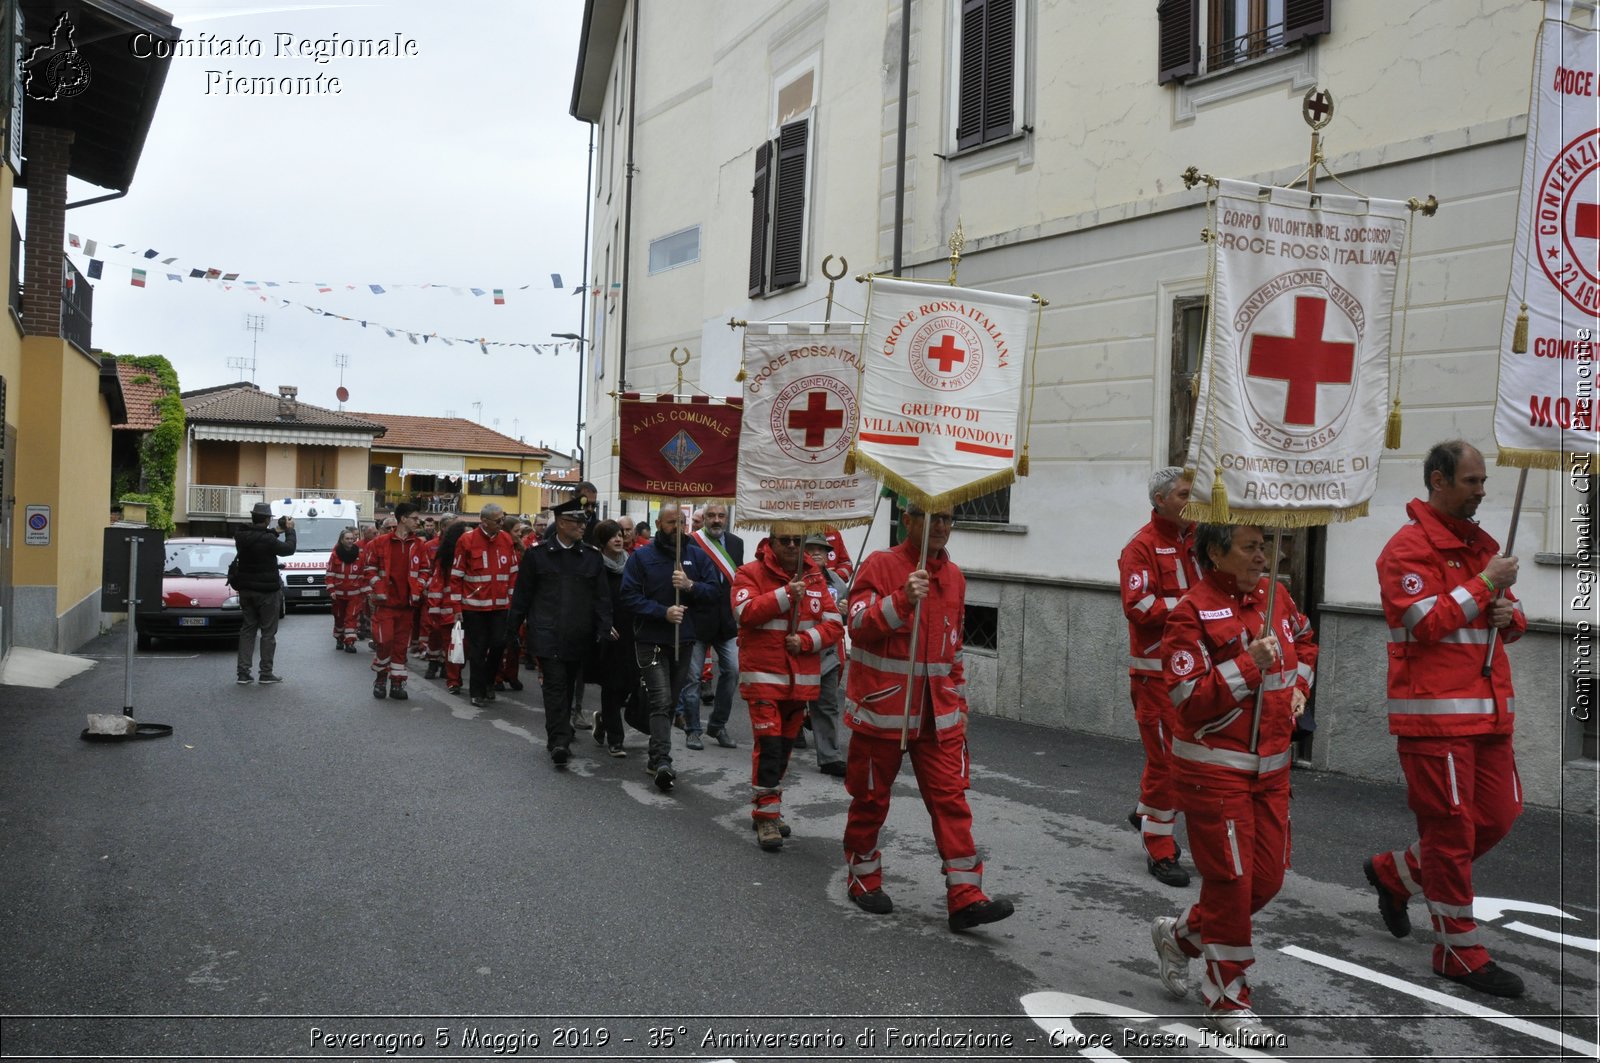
185,485,376,521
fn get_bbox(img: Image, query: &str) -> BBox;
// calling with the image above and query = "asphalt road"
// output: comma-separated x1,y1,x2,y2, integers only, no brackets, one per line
0,611,1595,1062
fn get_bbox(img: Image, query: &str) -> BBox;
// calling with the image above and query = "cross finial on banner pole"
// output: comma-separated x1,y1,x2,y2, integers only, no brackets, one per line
669,345,691,395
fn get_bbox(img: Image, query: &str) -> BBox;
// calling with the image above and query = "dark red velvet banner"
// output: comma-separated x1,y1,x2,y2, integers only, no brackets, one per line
617,394,743,499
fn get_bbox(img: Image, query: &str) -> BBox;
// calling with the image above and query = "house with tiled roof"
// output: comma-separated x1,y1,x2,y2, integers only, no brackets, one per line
177,383,386,532
350,411,554,518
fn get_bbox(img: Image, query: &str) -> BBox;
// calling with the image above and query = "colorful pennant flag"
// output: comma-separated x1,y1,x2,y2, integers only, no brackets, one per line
130,269,146,288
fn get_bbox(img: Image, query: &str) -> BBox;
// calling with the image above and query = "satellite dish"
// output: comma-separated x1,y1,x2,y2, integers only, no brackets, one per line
336,386,350,402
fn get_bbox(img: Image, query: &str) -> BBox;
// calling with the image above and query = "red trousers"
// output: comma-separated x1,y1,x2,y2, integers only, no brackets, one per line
422,612,451,662
1171,767,1290,1013
1131,676,1180,862
1369,733,1521,976
843,725,987,913
332,596,362,646
748,699,806,821
372,605,415,682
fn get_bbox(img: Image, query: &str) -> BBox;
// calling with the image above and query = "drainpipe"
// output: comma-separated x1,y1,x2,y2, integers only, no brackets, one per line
892,0,910,274
616,0,640,392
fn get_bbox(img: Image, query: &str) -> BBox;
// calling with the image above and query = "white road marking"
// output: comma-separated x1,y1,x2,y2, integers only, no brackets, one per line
1280,945,1600,1057
1474,896,1577,922
1020,991,1288,1062
1500,920,1600,952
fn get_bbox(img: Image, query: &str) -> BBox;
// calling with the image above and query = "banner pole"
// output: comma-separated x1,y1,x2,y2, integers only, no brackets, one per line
1248,527,1285,755
897,516,933,753
674,499,684,663
843,492,888,603
1481,466,1529,677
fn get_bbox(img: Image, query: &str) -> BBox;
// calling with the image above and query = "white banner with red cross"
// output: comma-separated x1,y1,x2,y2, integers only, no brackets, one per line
1493,9,1600,469
735,321,878,528
852,277,1038,511
1185,179,1411,526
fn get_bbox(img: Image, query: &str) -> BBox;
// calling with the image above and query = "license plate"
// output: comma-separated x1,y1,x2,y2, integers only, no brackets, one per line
297,589,319,597
178,617,209,627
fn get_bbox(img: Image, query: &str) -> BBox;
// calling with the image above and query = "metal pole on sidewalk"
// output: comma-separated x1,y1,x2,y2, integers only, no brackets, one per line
1482,467,1529,677
123,534,140,716
897,516,933,752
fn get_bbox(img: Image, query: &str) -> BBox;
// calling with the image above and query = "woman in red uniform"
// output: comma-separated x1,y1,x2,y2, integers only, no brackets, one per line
1149,523,1316,1045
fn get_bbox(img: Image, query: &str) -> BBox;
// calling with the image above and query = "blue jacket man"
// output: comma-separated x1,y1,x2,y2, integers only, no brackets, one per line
620,503,717,790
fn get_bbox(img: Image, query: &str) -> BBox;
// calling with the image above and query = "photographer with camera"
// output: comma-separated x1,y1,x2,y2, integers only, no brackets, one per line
233,502,296,684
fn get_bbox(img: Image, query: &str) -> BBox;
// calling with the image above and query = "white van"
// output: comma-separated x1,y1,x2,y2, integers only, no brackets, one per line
268,497,362,608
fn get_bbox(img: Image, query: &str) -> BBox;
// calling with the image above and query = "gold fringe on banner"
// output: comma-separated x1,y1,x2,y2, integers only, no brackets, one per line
1511,303,1529,354
733,515,876,531
1495,446,1567,470
1385,397,1403,450
610,439,620,456
1017,443,1030,477
1209,467,1231,522
848,447,1016,514
735,365,747,382
842,447,857,475
1181,501,1369,527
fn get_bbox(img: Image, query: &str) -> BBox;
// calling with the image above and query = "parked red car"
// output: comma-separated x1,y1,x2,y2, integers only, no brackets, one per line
135,537,245,649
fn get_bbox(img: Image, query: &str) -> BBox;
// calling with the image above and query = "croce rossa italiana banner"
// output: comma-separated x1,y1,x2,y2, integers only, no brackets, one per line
735,321,877,528
1493,9,1599,468
1186,179,1410,525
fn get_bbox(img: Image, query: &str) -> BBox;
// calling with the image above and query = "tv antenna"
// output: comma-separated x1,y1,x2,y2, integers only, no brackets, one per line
243,314,266,384
471,401,483,423
225,356,250,381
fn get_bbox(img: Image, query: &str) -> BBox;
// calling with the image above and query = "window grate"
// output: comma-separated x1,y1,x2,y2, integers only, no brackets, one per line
955,485,1011,525
964,604,999,651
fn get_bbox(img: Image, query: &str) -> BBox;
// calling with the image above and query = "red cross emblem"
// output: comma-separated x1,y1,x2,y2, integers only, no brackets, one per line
1246,296,1355,426
1578,203,1599,241
786,390,845,448
927,334,966,374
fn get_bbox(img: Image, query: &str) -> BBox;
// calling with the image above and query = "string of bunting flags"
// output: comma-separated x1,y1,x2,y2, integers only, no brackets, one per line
63,234,587,355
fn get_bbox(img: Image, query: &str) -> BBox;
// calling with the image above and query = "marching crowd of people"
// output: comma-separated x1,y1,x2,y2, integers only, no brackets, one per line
237,437,1528,1047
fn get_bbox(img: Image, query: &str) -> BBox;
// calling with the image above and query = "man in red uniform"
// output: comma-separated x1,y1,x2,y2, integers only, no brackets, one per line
449,503,521,708
1118,466,1199,887
1149,523,1315,1044
1362,440,1527,998
363,502,427,700
732,522,843,850
841,503,1015,933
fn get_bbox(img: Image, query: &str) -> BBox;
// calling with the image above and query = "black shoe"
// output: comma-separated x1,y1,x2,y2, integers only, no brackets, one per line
653,763,676,792
508,679,524,691
819,761,847,777
447,684,462,696
1128,809,1142,830
1148,857,1191,887
344,643,357,654
424,661,441,680
949,897,1016,933
258,673,283,685
484,689,497,702
236,674,253,685
551,745,571,768
389,681,409,701
794,731,808,750
372,677,387,700
470,695,487,707
1442,961,1524,998
1364,858,1412,938
850,889,894,915
494,682,507,691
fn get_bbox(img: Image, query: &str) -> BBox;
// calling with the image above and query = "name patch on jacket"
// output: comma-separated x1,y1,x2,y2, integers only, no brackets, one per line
1155,547,1177,555
1199,607,1235,620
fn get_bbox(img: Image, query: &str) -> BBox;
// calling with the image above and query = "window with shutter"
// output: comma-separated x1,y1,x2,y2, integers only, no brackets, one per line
1158,0,1328,83
748,140,771,298
769,116,809,291
955,0,1020,152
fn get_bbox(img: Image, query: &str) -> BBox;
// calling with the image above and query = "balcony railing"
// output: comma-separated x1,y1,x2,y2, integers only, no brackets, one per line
62,256,92,351
186,484,376,520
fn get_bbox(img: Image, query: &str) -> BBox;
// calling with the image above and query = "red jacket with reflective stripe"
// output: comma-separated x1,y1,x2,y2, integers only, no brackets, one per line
1119,512,1200,678
326,548,366,601
731,540,843,703
844,538,967,741
449,526,520,612
1162,570,1317,781
363,532,426,608
1379,499,1524,738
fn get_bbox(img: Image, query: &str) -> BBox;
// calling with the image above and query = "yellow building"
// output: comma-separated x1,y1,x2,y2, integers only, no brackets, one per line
351,412,552,520
1,0,176,656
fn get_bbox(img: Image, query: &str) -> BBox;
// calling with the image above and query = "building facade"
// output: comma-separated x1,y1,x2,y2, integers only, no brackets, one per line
571,0,1594,808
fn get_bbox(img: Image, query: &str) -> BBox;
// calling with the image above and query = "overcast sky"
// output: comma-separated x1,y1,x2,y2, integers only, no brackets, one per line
54,0,591,453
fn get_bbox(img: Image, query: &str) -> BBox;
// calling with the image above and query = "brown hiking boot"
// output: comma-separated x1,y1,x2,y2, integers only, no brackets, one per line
754,818,784,851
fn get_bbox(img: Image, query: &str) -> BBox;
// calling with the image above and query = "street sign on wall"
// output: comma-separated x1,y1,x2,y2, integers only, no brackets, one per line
23,504,48,545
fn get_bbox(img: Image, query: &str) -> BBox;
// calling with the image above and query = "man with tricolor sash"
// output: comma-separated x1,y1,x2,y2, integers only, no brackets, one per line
682,502,743,750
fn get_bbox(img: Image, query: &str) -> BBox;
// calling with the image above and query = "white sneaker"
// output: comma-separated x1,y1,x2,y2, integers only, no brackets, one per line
1150,916,1191,999
1201,1008,1278,1044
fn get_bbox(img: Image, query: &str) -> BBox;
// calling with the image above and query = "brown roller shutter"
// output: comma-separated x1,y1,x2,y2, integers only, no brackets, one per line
1282,0,1331,46
1157,0,1199,84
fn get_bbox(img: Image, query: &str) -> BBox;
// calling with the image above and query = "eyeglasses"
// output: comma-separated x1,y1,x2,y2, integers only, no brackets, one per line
773,536,804,546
